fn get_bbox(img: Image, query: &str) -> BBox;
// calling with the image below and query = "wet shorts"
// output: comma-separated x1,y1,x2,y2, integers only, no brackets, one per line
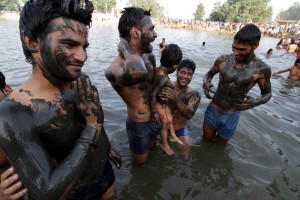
126,119,161,154
67,160,115,200
204,104,241,139
175,126,189,137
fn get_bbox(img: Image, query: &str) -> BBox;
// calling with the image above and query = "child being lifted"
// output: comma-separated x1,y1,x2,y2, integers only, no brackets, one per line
151,44,184,155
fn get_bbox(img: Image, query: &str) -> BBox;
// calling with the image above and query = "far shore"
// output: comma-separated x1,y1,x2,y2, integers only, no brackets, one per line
1,10,296,40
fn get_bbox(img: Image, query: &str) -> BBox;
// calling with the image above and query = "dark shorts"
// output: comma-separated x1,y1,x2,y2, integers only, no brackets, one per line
67,160,115,200
175,126,189,137
204,104,241,139
126,119,161,154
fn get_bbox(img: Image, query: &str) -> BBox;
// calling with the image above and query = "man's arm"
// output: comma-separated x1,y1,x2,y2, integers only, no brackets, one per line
272,67,292,75
202,57,223,99
162,87,200,120
114,38,149,86
237,65,272,110
0,77,107,200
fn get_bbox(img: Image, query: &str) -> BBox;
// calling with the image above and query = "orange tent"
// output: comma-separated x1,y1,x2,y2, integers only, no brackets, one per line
276,20,296,24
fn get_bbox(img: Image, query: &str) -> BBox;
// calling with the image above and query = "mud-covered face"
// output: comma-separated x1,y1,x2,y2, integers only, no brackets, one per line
38,17,89,81
232,40,256,64
176,67,193,87
139,16,157,53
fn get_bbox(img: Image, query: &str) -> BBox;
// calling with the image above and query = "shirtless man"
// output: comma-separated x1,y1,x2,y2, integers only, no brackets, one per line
105,7,160,165
162,59,200,149
0,0,120,199
286,39,299,53
273,58,300,81
203,24,272,143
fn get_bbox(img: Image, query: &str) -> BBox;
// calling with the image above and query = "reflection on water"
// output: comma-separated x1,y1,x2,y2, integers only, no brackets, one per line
1,19,299,199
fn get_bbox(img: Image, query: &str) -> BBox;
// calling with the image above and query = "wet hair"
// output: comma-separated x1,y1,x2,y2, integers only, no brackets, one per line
159,43,164,48
234,24,261,45
267,48,273,53
277,39,283,46
118,7,151,42
0,72,6,90
295,58,300,65
19,0,94,64
177,59,196,73
160,44,182,68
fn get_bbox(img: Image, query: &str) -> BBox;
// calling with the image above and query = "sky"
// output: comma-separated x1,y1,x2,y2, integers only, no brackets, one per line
157,0,300,20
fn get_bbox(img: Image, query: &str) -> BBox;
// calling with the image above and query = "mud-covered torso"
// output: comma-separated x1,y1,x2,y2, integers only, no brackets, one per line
0,89,107,192
213,54,267,109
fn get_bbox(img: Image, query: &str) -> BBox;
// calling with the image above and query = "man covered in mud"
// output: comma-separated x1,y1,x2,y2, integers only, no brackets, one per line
162,59,200,147
105,7,160,165
0,0,120,199
203,24,272,143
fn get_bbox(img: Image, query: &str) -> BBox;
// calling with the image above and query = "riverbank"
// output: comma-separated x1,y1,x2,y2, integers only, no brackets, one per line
1,10,298,40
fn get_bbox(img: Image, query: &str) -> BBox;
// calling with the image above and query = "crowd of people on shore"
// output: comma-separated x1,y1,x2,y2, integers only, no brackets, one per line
152,18,300,40
0,1,299,199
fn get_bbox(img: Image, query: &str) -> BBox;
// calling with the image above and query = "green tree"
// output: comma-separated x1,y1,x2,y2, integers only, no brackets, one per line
193,3,205,20
0,0,26,12
209,0,272,23
209,1,225,21
126,0,165,18
91,0,116,13
276,2,300,21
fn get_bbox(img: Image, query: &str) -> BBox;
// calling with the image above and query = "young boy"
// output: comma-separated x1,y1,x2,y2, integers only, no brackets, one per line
151,44,184,155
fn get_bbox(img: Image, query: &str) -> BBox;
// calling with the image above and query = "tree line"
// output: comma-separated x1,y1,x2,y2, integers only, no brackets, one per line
1,0,300,23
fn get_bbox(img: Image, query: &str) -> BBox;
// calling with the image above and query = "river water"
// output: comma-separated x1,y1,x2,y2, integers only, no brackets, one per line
0,19,299,200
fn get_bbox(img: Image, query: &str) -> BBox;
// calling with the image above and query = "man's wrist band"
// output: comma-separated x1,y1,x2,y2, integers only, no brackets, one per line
77,138,97,149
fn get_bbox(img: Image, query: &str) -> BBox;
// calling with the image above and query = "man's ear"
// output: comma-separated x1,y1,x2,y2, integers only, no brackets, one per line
130,27,141,39
252,42,259,50
22,35,39,53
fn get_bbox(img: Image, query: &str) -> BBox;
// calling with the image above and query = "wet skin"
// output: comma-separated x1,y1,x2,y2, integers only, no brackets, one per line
105,15,157,164
203,40,272,112
0,17,112,199
162,67,201,131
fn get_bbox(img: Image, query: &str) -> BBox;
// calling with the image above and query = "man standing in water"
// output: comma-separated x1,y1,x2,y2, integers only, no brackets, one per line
0,0,120,199
203,24,272,143
162,59,200,146
105,7,160,165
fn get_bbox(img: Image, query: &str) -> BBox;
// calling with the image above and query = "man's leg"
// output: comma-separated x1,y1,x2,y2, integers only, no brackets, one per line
100,183,115,200
203,121,217,140
130,152,148,165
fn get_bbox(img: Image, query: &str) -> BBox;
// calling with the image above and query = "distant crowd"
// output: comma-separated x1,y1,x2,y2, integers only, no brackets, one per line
152,18,300,40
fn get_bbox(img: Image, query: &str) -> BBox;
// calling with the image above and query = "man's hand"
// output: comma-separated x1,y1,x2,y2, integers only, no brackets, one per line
161,87,178,102
73,76,103,141
203,83,214,99
235,95,259,110
108,148,122,169
0,167,27,200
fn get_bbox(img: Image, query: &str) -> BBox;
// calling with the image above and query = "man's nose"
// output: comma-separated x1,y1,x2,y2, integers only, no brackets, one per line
74,48,87,63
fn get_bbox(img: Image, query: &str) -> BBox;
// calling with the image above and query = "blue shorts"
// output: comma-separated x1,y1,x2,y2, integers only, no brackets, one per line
67,160,115,200
126,119,161,154
204,104,241,139
175,126,189,137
